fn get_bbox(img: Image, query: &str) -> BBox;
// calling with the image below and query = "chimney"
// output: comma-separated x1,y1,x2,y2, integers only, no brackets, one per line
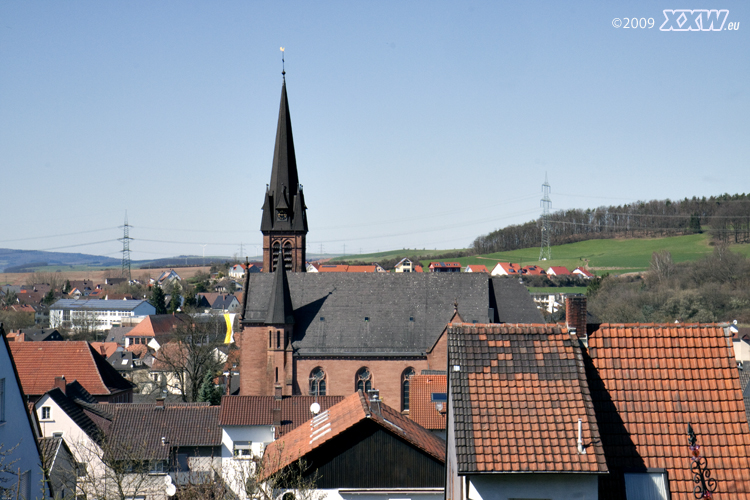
274,383,282,401
367,389,381,416
54,376,66,395
566,295,587,345
156,397,165,408
272,407,282,427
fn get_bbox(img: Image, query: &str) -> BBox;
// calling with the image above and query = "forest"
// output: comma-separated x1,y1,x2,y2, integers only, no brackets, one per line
586,244,750,324
472,194,750,254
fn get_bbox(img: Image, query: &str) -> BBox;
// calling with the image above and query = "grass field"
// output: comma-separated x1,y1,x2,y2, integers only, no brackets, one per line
427,233,749,276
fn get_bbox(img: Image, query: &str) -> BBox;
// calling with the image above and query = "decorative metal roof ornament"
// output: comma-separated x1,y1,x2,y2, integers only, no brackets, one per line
688,423,718,499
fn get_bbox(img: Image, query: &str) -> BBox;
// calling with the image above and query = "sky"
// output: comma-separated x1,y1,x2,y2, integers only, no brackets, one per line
1,1,748,261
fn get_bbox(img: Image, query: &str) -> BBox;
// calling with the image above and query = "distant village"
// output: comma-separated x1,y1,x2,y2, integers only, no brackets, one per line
3,79,750,500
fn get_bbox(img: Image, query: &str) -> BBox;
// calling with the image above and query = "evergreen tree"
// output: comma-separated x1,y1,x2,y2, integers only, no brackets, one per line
42,290,56,306
167,291,182,313
197,371,222,405
62,280,71,294
183,289,197,310
150,286,167,315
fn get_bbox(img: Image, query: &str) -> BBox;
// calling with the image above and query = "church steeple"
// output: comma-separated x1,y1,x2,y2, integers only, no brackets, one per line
261,79,308,273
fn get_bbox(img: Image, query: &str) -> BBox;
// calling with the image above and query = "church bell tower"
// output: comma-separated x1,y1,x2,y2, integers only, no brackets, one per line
260,77,308,272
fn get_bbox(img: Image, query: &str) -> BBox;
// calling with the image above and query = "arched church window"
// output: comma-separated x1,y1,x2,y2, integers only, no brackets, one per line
272,242,281,272
283,241,293,270
355,367,372,393
402,367,415,412
309,367,326,396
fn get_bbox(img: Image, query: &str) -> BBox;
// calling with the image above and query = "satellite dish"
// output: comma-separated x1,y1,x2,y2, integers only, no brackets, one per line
310,402,321,415
166,483,177,496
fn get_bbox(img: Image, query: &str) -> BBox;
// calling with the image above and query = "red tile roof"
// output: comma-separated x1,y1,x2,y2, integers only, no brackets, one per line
588,323,750,497
8,341,134,397
465,265,489,273
219,395,344,436
521,265,546,276
491,262,520,274
262,391,445,479
572,267,594,278
448,323,607,474
409,374,447,431
546,266,571,275
127,314,188,338
90,342,119,358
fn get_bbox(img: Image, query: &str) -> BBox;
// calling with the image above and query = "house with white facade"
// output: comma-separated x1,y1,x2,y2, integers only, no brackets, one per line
49,298,155,332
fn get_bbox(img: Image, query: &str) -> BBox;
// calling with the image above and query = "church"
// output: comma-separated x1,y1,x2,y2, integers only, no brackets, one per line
237,77,543,410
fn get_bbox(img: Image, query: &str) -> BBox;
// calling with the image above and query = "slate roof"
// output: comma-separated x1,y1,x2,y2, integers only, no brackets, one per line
244,273,536,356
262,391,446,479
9,341,136,397
260,80,308,234
588,323,750,497
409,374,447,431
490,278,545,324
44,385,110,443
106,403,220,461
219,395,344,436
448,323,607,474
38,436,64,471
105,326,133,345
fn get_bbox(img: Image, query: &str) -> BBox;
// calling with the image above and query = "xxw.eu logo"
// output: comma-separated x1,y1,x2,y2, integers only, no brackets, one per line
660,9,729,31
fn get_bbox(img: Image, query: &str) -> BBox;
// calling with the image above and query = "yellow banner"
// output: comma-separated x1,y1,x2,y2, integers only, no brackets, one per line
224,313,235,344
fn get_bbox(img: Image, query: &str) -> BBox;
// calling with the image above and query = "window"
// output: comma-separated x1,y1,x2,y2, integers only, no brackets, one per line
309,367,326,396
41,406,51,420
272,242,281,272
624,471,669,500
234,441,252,458
283,242,293,270
76,462,87,477
52,432,64,438
356,367,372,393
402,367,415,411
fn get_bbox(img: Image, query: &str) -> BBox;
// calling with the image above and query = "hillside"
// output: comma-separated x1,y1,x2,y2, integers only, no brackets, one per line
0,248,121,273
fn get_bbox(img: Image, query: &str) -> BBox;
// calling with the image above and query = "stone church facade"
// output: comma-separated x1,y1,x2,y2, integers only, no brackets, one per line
237,79,544,410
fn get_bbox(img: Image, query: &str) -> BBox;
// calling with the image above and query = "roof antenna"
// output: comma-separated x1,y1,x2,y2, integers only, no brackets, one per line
280,47,286,81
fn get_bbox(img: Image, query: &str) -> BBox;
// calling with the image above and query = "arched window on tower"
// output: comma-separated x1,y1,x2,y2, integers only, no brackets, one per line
272,242,281,271
402,367,415,412
283,241,293,270
309,367,326,396
355,367,372,394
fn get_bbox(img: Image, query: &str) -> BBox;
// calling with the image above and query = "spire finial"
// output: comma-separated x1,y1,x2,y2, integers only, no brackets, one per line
280,47,286,80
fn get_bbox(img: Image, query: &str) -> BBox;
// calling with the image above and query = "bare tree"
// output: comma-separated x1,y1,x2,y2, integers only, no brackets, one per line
152,315,226,402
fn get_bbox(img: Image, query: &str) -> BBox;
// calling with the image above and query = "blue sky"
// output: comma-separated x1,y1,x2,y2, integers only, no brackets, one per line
1,1,748,261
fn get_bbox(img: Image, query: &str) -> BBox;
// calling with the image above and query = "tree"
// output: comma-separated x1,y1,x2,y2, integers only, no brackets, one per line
197,371,222,405
149,286,167,315
167,290,182,314
42,289,56,306
152,315,225,402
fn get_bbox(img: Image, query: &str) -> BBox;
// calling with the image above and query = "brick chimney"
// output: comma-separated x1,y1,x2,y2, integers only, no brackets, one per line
156,397,165,408
272,407,282,427
274,383,282,401
54,376,66,395
566,295,587,345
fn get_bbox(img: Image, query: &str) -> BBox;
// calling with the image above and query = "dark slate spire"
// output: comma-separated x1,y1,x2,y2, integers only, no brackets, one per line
265,264,295,325
261,81,308,233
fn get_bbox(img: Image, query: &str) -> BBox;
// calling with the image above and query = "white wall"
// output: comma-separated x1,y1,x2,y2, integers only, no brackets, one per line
325,488,444,500
468,473,599,500
221,426,275,500
1,338,48,499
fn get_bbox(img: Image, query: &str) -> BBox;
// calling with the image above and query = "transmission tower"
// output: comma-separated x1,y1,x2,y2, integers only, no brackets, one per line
539,173,552,261
119,212,133,280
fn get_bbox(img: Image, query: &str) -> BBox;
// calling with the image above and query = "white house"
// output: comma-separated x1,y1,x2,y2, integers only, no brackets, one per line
489,262,520,276
394,258,415,272
1,326,49,500
49,299,155,332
